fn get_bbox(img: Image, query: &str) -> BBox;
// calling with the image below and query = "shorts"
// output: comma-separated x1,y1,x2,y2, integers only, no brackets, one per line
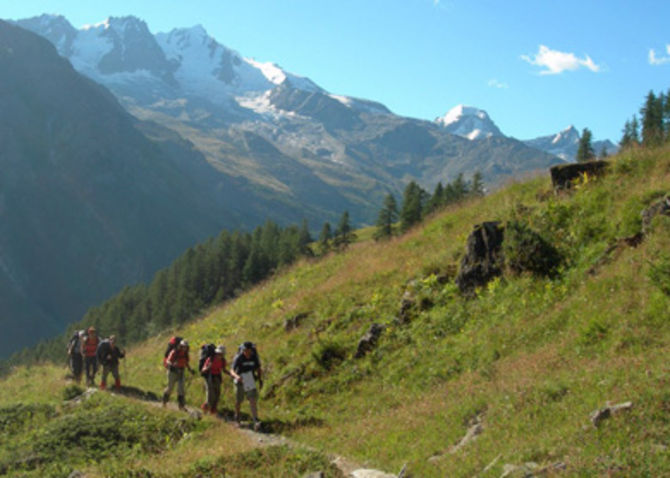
236,380,258,403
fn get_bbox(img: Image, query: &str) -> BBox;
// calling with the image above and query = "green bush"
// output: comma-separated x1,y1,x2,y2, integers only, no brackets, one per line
312,340,347,371
62,384,84,401
503,220,563,277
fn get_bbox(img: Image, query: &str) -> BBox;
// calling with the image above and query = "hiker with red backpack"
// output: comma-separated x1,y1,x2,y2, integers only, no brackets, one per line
231,341,263,430
97,335,125,390
80,326,99,387
162,338,195,410
200,345,240,415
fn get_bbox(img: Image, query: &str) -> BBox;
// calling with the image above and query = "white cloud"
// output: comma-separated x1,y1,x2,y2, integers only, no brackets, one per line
521,45,601,75
488,79,509,89
649,45,670,65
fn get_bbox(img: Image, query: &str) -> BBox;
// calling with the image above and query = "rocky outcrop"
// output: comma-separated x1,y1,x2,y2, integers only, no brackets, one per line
641,195,670,234
455,222,505,294
354,324,385,359
590,401,633,427
549,160,609,190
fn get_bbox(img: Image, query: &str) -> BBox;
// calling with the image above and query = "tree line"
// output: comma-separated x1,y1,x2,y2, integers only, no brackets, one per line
577,87,670,162
6,220,315,367
373,172,484,241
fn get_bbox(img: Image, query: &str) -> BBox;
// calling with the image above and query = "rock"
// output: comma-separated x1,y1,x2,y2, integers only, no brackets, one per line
350,469,397,478
549,160,609,190
590,401,633,427
68,472,86,478
449,416,483,453
455,221,505,294
354,323,385,359
500,462,538,478
641,195,670,234
303,472,325,478
397,291,415,324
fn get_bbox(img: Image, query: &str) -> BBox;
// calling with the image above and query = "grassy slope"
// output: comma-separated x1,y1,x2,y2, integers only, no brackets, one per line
1,146,669,477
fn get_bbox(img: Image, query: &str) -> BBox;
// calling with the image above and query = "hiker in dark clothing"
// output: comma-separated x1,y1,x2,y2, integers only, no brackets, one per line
231,341,263,430
201,345,240,415
81,326,99,387
67,330,85,383
97,335,125,390
163,339,194,410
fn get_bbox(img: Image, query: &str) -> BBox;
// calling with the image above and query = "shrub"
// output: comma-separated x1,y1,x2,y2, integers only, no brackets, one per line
503,220,563,277
62,384,85,401
312,340,347,371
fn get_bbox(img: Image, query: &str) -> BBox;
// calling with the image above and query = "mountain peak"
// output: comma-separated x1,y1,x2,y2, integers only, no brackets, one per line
435,104,503,140
551,125,579,145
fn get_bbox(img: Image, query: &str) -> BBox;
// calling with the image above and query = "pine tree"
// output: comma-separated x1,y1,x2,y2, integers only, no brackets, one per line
470,171,485,197
298,219,313,256
318,222,332,255
400,181,426,232
425,182,444,215
333,211,355,249
640,90,664,147
374,193,398,241
451,173,469,199
631,115,640,145
576,127,595,162
620,119,633,149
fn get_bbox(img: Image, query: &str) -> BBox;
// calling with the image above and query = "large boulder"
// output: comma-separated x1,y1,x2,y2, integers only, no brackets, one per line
550,160,609,190
641,195,670,234
455,222,505,294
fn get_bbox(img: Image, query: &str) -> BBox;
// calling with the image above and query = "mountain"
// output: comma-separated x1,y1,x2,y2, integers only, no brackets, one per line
0,19,300,356
16,15,562,201
434,104,504,140
524,125,619,161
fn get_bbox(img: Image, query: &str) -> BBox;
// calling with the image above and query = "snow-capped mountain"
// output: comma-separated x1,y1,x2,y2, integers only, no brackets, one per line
15,13,563,204
435,105,503,140
15,15,357,116
523,126,618,162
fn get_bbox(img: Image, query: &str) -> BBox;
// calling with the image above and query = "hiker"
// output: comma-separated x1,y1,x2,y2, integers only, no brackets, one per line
80,326,99,387
97,335,125,390
201,345,240,415
231,341,263,430
162,339,194,410
67,330,85,383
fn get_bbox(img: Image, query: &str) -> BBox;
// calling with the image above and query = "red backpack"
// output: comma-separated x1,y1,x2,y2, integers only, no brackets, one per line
163,336,182,368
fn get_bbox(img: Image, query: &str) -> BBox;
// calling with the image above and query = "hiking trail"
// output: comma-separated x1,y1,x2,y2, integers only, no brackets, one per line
75,385,400,478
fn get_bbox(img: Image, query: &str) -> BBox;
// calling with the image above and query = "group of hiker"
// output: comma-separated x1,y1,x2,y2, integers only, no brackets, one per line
67,326,125,390
67,330,263,430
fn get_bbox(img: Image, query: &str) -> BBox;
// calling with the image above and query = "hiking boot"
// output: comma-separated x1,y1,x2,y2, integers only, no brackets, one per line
201,403,209,412
253,420,261,432
114,379,121,390
162,393,169,407
178,395,186,410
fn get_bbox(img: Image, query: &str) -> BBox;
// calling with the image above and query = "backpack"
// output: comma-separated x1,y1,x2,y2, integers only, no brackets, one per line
97,339,112,365
198,343,216,377
163,336,183,368
67,329,85,355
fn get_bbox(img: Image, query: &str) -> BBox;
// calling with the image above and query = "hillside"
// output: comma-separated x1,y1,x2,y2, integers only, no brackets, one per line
1,145,669,477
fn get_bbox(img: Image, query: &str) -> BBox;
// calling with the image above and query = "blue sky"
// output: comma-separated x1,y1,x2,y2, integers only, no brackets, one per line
2,0,669,142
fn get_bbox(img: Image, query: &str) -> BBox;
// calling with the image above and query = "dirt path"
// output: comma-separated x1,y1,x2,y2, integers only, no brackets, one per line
84,386,398,477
